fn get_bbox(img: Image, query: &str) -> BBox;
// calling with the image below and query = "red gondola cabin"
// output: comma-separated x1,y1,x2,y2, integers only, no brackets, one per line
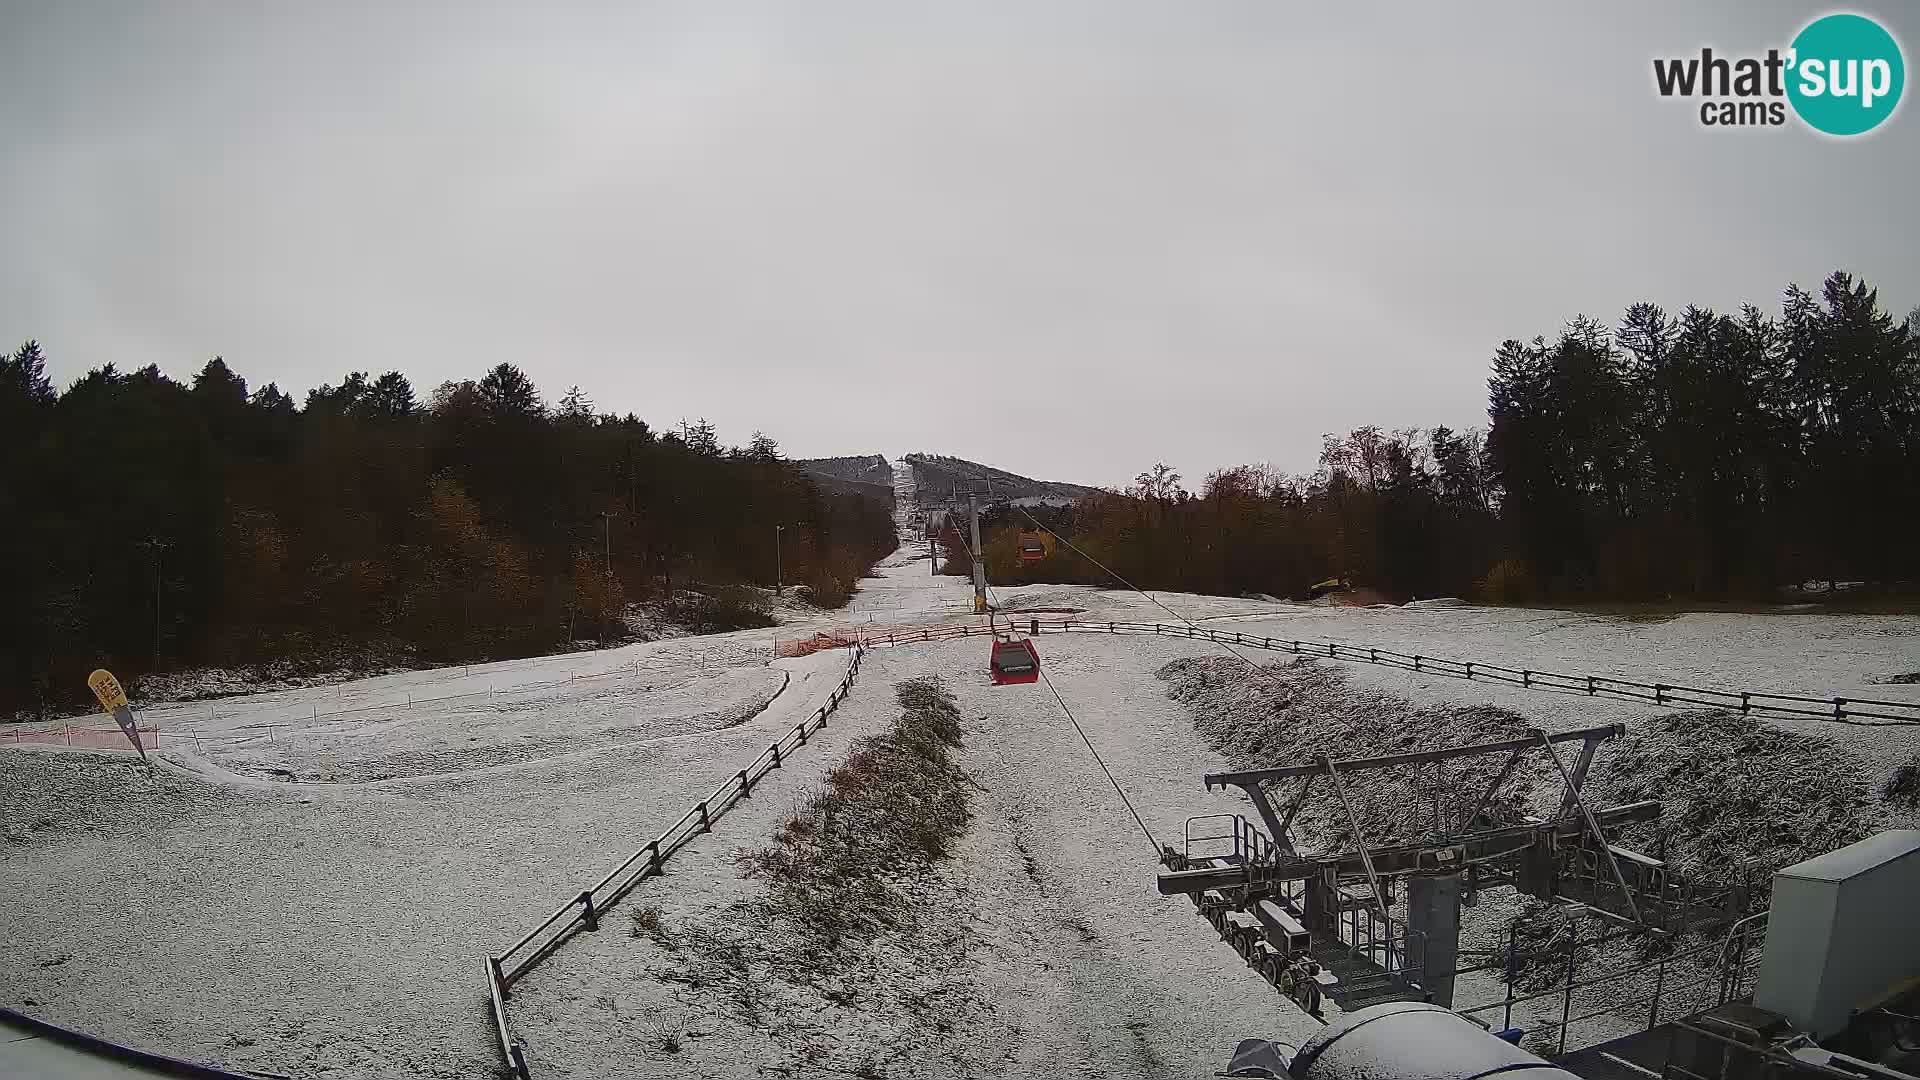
1017,532,1049,562
989,638,1041,685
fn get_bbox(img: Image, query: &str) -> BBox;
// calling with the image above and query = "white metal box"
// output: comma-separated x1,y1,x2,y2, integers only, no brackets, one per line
1753,830,1920,1039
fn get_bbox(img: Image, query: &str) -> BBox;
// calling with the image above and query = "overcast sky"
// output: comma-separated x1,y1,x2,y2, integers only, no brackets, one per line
3,2,1914,488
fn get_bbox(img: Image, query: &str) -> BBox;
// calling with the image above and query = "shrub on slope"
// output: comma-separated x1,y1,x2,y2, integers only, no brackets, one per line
1159,656,1543,851
737,678,970,947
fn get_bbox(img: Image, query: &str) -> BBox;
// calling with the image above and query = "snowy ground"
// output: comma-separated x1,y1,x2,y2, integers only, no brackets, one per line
508,633,1313,1080
7,478,1920,1077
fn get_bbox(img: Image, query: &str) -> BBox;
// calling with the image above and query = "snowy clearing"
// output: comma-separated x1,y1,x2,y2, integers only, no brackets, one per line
6,508,1920,1077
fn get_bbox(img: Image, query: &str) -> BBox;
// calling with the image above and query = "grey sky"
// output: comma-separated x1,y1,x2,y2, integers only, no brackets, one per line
3,2,1914,489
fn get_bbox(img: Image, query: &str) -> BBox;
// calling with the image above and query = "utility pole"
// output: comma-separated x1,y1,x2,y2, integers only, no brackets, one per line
774,524,785,594
969,492,987,614
598,511,619,643
137,537,172,668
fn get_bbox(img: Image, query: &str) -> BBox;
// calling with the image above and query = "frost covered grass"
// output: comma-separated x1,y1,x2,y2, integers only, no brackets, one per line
736,677,970,947
1158,655,1545,849
630,904,677,950
1158,654,1901,895
1882,756,1920,809
1157,649,1918,1033
1597,710,1880,889
609,675,995,1076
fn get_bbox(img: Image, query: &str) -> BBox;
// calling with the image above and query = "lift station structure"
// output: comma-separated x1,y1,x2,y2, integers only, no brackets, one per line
1158,724,1920,1080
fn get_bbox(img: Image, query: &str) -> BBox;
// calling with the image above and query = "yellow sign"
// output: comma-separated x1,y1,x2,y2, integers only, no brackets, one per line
88,669,130,712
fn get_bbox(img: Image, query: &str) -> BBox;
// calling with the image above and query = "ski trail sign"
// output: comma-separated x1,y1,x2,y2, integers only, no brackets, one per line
87,668,147,760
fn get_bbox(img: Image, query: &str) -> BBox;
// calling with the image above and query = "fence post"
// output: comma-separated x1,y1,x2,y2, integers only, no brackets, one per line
771,742,783,768
1650,953,1668,1028
1522,670,1532,688
579,890,599,932
1654,684,1665,706
698,802,711,832
1414,655,1422,672
1560,926,1578,1056
737,768,750,796
490,954,511,1000
1465,662,1474,680
1834,698,1846,720
1586,676,1594,696
1503,922,1518,1032
1740,692,1751,714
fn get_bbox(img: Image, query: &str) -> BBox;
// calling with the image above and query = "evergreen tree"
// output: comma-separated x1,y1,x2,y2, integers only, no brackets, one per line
478,363,543,419
366,371,417,418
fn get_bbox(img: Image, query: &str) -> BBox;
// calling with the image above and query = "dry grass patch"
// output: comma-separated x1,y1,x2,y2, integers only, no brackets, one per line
737,677,970,947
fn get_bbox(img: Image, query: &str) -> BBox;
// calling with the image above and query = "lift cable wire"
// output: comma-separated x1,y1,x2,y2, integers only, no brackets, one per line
949,513,1161,856
981,475,1270,675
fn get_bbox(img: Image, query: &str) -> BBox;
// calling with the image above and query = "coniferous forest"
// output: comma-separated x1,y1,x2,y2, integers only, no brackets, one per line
5,271,1916,716
964,272,1920,606
0,355,895,717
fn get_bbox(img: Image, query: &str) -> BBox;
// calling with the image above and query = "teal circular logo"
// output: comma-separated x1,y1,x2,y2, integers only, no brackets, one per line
1787,13,1905,136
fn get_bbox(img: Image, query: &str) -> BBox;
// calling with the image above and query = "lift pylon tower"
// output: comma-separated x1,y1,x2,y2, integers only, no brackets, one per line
968,491,988,614
1159,725,1749,1014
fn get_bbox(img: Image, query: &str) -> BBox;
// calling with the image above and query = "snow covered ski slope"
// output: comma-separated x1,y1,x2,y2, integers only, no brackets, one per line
6,500,1919,1079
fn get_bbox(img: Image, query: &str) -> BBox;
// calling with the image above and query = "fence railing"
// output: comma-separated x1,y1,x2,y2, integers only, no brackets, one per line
798,617,1920,727
484,643,866,1080
0,724,161,752
102,645,752,749
1458,910,1768,1057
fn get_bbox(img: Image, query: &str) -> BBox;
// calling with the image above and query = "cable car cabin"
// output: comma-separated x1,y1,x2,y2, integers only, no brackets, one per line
1016,531,1053,562
1017,533,1046,561
989,638,1041,685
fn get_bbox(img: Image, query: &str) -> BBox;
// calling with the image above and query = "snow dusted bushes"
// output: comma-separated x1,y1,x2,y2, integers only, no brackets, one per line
1885,759,1920,809
1158,656,1543,850
737,678,970,947
796,545,870,609
1476,558,1537,604
1597,711,1878,889
665,584,776,632
633,684,989,1071
1160,653,1892,909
